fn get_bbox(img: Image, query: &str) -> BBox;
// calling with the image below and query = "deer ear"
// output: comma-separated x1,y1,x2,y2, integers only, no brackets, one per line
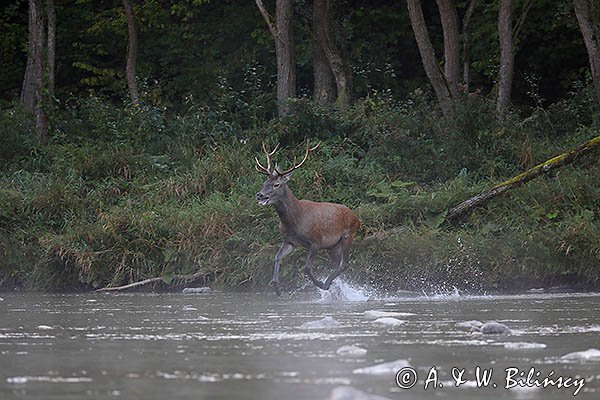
281,171,292,182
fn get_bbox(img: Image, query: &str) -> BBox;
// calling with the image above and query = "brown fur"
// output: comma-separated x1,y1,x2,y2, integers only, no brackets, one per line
257,177,360,296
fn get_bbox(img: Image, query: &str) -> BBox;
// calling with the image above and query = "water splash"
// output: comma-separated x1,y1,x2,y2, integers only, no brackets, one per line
316,279,371,303
302,279,486,303
422,286,462,300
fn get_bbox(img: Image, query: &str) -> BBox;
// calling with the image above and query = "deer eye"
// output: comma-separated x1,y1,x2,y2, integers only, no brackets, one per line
273,183,281,188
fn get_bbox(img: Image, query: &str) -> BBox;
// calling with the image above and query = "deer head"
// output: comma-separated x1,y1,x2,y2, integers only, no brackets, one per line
255,141,319,206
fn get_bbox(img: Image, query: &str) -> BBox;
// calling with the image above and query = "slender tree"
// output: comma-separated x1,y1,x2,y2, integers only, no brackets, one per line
123,0,139,103
46,0,56,96
255,0,296,116
21,0,47,141
312,0,336,105
497,0,514,117
313,0,352,108
462,0,477,93
436,0,460,98
574,0,600,109
407,0,454,117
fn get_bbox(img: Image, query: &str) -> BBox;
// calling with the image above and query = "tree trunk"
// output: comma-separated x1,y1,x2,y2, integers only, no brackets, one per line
46,0,55,97
275,0,296,116
446,135,600,222
255,0,296,117
312,0,336,105
21,0,47,142
313,0,352,109
574,0,600,110
22,0,44,112
497,0,514,117
436,0,461,98
123,0,139,103
407,0,454,118
462,0,477,93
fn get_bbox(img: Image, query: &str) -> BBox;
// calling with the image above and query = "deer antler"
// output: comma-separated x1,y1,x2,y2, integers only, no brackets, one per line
277,141,320,176
255,143,280,175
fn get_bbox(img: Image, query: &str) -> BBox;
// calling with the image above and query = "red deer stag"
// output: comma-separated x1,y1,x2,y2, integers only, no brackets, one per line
255,142,361,296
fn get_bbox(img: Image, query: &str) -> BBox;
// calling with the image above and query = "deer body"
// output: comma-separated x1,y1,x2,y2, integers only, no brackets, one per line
274,189,358,249
255,143,360,296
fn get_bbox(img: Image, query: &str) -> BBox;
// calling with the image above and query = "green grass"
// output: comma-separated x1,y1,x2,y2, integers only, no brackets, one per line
1,91,599,292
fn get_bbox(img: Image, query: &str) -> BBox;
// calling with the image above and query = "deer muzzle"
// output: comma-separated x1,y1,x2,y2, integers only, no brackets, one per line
256,192,270,206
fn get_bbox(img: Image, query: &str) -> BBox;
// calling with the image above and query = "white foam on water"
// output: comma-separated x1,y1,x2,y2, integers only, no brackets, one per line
501,342,547,349
353,359,412,375
364,310,416,319
310,279,480,304
316,279,372,303
298,316,341,330
7,376,92,384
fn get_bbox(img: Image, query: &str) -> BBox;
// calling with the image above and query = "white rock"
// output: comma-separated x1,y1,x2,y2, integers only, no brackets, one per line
328,386,391,400
561,348,600,361
37,325,53,330
336,345,367,356
299,316,341,330
182,287,211,294
455,320,483,330
364,310,415,320
353,359,412,375
372,317,405,327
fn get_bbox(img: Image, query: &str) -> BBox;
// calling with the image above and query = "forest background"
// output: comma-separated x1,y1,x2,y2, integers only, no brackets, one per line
1,0,599,292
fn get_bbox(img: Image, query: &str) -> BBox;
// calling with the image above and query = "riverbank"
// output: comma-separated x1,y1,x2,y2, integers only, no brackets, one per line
1,93,599,292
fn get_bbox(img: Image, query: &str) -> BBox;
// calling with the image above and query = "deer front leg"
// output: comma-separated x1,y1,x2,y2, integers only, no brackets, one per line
273,242,294,296
304,245,327,290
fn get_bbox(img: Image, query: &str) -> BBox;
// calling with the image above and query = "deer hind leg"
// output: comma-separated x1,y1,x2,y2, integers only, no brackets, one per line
273,242,294,296
323,234,354,290
304,244,327,290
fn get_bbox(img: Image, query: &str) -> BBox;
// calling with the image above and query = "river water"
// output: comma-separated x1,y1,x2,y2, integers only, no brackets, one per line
0,283,599,400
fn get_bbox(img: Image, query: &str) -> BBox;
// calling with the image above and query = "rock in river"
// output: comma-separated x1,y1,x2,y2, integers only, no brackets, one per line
561,348,600,361
372,317,405,327
480,321,511,335
182,287,211,294
455,320,483,330
336,345,367,356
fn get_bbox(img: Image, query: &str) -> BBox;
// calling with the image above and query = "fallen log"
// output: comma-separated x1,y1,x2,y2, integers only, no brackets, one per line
446,134,600,222
94,270,206,292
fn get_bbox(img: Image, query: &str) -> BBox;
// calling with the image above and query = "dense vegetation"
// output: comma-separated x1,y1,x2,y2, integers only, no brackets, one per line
1,0,599,292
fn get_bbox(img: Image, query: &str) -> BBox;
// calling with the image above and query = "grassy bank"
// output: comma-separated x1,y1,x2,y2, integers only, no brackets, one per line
1,90,599,292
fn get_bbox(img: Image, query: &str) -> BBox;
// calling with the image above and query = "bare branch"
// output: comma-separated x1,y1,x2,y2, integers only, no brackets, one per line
255,0,277,38
94,271,207,292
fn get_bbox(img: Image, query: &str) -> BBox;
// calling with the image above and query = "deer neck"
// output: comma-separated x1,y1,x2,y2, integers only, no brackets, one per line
273,186,302,227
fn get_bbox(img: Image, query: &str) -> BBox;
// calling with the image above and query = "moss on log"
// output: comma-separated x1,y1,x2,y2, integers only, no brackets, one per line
446,134,600,222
